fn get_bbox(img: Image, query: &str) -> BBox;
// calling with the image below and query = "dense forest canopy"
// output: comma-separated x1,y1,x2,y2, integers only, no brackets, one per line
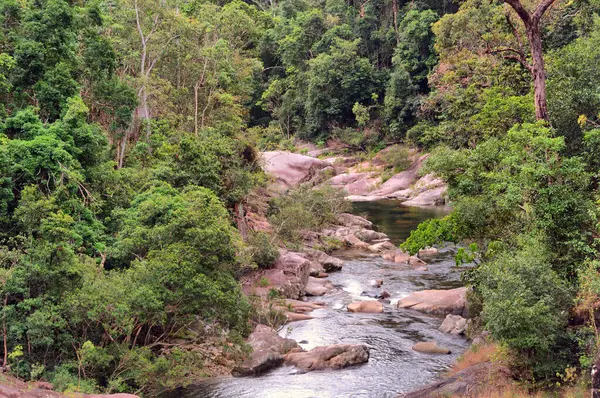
1,0,600,394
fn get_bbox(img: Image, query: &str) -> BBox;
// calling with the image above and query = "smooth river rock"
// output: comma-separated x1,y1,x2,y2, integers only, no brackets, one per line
397,287,468,317
408,256,427,266
233,325,300,376
284,299,325,313
337,213,373,229
284,344,370,371
417,247,439,259
354,229,388,243
439,314,468,335
303,249,344,272
348,301,384,313
368,241,397,253
305,276,335,296
412,342,451,355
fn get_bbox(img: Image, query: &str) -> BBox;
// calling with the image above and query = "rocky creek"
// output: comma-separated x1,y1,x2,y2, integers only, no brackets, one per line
173,201,471,398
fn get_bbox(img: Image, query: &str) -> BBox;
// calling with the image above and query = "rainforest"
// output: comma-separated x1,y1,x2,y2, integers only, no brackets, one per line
1,0,600,396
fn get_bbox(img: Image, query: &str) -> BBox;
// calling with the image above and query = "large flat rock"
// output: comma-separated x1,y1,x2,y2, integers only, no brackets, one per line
397,287,468,317
261,151,331,189
284,344,369,371
369,155,427,197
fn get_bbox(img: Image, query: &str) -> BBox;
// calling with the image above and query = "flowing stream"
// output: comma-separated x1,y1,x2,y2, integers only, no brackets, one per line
175,201,469,398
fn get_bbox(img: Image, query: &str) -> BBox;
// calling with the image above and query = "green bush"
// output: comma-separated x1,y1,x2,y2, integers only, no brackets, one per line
268,185,350,243
400,215,457,255
380,145,412,172
247,231,279,269
474,235,572,376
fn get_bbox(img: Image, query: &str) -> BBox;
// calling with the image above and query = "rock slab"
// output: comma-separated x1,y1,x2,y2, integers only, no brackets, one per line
305,277,335,296
412,342,451,355
233,325,300,376
284,344,369,371
261,151,330,189
397,287,468,317
347,301,384,313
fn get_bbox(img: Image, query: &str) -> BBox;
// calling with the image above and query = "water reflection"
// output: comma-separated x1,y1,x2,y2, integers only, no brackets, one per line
351,201,450,244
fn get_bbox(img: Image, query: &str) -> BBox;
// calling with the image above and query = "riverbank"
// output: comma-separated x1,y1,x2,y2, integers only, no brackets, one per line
261,143,448,206
165,141,482,396
172,202,473,397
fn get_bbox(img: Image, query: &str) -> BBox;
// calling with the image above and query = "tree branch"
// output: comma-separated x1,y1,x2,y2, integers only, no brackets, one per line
490,47,532,72
503,0,531,25
533,0,558,23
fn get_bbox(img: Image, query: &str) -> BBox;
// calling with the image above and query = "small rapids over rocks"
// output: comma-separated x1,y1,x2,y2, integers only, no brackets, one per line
175,201,470,398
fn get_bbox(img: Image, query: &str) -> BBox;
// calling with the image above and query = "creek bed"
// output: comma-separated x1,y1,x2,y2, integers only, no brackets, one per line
174,201,469,398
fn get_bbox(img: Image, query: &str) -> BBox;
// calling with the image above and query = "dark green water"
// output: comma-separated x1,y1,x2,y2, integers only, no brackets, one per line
351,200,450,244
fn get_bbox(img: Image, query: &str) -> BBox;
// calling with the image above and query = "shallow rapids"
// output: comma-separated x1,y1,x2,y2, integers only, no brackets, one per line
174,201,470,398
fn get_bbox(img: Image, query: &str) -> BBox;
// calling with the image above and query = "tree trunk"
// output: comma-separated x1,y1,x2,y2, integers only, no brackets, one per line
3,296,8,370
503,0,556,122
194,83,199,136
526,24,549,121
391,0,399,43
234,203,249,241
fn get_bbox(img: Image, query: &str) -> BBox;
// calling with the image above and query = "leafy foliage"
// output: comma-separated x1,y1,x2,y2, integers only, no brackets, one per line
268,185,350,244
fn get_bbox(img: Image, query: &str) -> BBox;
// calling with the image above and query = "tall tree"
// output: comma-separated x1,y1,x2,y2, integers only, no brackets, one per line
503,0,558,121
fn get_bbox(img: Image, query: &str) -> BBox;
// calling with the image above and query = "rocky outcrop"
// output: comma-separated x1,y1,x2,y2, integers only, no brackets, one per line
399,362,493,398
262,251,312,299
370,156,427,197
341,156,448,207
354,229,388,243
402,186,447,207
233,325,300,376
284,344,369,371
320,214,389,251
305,277,335,296
261,151,331,189
439,314,468,335
337,213,373,229
328,172,381,196
397,287,468,317
303,249,344,272
368,241,396,253
412,342,451,355
347,301,384,313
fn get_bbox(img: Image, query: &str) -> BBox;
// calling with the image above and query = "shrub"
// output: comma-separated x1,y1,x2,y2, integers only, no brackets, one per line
268,185,350,243
474,235,572,377
400,215,457,255
380,144,413,172
247,231,279,269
